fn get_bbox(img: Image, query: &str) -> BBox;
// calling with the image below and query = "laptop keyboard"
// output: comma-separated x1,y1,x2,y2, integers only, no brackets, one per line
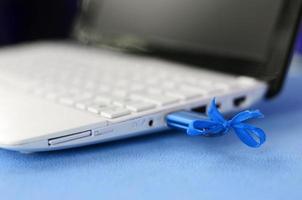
0,43,257,119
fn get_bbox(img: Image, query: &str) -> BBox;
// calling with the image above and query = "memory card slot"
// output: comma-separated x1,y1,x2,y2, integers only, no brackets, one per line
48,130,92,146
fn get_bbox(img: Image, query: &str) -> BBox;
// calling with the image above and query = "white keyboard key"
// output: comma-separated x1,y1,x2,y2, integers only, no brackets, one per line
147,88,163,94
78,92,93,100
231,77,257,89
87,103,108,114
182,77,199,85
98,85,111,93
161,81,175,89
180,85,209,95
213,83,229,90
237,76,256,86
197,80,214,87
112,89,129,97
125,101,156,112
129,84,145,91
112,98,131,107
100,107,131,119
94,95,112,104
131,93,179,106
87,106,100,114
84,81,96,89
202,88,223,94
75,99,93,110
68,93,92,103
145,78,159,85
115,79,131,87
75,102,87,110
31,88,45,96
59,97,74,106
45,92,59,100
166,89,202,100
68,87,81,95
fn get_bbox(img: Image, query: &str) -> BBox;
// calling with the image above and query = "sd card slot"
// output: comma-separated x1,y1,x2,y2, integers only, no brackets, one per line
48,130,92,146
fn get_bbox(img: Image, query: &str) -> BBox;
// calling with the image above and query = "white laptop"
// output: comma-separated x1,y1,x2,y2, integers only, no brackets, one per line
0,0,300,152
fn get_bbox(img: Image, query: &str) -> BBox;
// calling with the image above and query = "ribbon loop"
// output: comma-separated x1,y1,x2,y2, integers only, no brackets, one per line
188,98,266,148
233,124,266,147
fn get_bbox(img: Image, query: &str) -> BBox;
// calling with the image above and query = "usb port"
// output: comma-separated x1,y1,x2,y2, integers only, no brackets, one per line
192,105,207,113
233,96,246,107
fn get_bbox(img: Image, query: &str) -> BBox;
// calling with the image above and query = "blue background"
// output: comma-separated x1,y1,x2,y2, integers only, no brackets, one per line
1,56,302,200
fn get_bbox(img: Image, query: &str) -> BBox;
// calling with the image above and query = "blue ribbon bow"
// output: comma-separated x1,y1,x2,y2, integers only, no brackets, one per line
187,98,266,148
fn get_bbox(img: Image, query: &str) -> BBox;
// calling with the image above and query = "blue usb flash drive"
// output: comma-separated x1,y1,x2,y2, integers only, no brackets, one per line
166,98,266,148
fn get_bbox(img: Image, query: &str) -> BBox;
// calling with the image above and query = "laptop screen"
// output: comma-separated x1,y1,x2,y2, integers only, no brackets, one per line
76,0,281,62
75,0,301,97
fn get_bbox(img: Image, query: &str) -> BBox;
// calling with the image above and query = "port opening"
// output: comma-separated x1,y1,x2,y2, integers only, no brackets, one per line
192,105,207,113
148,120,154,127
233,96,246,107
216,103,221,109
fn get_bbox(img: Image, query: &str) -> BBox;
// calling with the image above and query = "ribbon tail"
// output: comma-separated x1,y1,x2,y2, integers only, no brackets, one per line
230,110,264,124
232,124,266,148
207,98,226,123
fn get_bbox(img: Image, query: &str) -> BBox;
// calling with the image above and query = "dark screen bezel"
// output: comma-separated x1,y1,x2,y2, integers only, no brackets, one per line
261,0,302,97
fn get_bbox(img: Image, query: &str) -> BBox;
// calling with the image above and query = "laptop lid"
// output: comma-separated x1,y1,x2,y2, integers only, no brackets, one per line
73,0,302,98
